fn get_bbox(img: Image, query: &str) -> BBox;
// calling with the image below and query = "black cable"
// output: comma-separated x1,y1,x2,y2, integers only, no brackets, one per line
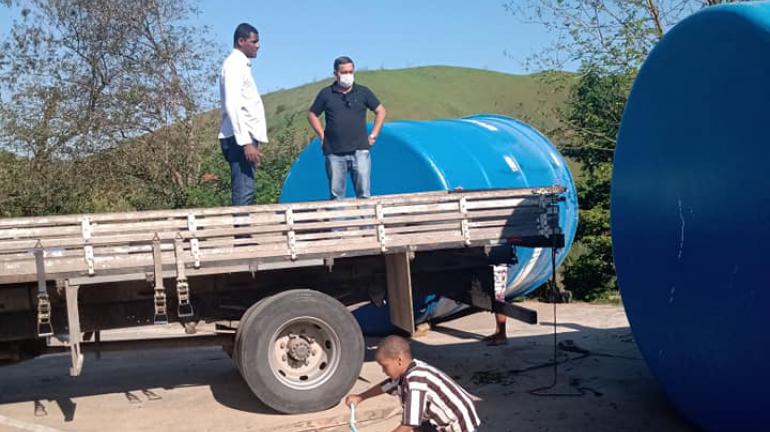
478,202,639,396
527,244,586,397
523,215,592,396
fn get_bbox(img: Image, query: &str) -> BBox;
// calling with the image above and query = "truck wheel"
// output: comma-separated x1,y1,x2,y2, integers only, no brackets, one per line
237,289,364,414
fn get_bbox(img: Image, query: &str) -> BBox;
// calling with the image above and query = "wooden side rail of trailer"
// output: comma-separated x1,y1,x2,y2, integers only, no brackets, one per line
0,186,565,414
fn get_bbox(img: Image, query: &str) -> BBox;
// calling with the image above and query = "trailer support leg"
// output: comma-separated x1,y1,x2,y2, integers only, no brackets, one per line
385,252,415,335
65,281,84,376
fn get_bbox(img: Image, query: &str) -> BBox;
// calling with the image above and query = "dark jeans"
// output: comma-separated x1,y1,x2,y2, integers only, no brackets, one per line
220,136,256,206
325,150,371,199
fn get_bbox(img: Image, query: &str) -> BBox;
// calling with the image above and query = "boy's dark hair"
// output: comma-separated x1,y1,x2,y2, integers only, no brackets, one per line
334,56,355,72
376,335,412,359
233,23,258,47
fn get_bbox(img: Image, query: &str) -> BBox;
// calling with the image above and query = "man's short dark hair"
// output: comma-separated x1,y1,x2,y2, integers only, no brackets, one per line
234,23,258,47
376,335,412,360
334,56,355,72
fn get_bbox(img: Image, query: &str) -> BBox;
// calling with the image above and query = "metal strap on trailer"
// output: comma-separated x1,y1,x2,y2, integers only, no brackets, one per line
0,186,565,375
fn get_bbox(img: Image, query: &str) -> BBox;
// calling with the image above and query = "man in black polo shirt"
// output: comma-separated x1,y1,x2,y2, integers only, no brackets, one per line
307,56,387,199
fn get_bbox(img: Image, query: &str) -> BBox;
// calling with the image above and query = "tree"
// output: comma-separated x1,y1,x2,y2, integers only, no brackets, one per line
508,0,744,73
560,68,631,299
0,0,219,215
508,0,747,300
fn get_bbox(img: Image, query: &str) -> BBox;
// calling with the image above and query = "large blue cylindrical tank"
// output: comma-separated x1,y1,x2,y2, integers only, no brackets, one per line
612,3,770,431
281,114,578,334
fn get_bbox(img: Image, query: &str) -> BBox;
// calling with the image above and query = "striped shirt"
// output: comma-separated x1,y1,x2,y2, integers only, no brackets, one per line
381,359,480,432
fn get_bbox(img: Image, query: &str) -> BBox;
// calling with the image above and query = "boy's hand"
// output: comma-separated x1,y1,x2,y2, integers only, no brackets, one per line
344,394,363,406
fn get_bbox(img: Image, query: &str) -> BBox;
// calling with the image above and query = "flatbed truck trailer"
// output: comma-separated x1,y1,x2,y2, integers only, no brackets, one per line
0,186,565,413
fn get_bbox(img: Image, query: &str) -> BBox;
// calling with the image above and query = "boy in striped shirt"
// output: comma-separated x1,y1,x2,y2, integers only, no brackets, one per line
345,335,481,432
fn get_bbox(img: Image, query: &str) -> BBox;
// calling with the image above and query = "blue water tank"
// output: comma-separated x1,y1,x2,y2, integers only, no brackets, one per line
281,115,578,333
612,3,770,431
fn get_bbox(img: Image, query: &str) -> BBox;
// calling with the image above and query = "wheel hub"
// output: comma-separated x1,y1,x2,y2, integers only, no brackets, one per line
268,317,341,390
287,336,311,363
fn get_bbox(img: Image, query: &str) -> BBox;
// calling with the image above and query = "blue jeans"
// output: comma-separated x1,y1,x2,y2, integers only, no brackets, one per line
325,150,371,200
220,136,256,206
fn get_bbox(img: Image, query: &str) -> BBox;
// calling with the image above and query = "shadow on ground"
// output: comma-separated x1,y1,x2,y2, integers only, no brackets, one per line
0,314,695,431
0,346,278,420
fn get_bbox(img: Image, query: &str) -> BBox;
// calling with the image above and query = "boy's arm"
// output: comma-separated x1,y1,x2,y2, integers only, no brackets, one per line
344,379,390,406
391,425,414,432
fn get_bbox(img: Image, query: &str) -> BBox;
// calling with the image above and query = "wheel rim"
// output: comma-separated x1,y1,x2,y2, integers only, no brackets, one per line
266,316,342,390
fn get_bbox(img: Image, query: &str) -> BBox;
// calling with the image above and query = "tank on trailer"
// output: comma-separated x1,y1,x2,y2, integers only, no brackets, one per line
281,115,578,333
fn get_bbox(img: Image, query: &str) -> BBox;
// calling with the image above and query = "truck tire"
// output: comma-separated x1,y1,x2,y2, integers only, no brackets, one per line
233,296,271,377
237,289,364,414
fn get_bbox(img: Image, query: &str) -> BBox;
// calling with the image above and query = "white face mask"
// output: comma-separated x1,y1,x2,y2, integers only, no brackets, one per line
338,73,354,88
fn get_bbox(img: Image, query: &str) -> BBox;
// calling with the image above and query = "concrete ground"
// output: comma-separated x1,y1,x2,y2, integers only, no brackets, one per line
0,301,695,432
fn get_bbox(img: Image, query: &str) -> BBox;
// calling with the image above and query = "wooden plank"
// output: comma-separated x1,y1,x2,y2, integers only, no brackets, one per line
464,197,529,211
382,201,462,216
381,212,465,226
385,231,466,249
381,222,460,235
189,212,284,227
288,217,379,232
0,224,82,240
494,301,538,324
467,207,543,220
0,240,186,259
290,207,374,222
91,218,188,233
385,252,414,334
295,228,378,241
65,258,325,286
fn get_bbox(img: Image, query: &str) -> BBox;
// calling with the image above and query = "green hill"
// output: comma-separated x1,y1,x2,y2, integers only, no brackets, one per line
275,65,570,124
0,66,576,216
198,66,573,149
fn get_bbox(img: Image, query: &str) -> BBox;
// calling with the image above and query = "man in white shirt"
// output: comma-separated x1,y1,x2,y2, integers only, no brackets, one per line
219,23,268,206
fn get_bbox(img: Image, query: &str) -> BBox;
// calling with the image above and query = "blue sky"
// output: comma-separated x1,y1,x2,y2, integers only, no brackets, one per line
0,1,558,94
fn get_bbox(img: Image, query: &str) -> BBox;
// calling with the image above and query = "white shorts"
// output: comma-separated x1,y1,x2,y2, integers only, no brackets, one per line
492,264,508,302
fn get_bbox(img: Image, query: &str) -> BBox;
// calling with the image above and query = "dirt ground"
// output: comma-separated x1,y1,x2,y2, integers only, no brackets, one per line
0,301,695,432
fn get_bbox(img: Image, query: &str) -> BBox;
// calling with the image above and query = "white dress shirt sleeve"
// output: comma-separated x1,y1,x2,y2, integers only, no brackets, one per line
243,74,268,144
222,62,250,145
